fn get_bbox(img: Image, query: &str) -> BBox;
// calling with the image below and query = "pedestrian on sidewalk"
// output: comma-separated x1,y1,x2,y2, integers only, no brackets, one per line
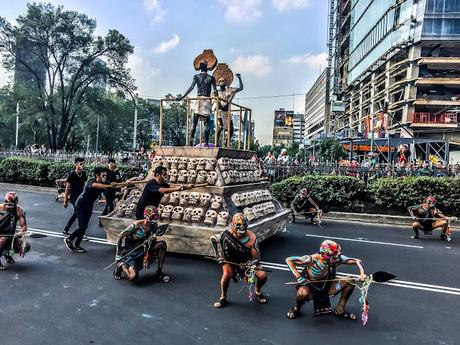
64,167,117,253
63,158,87,235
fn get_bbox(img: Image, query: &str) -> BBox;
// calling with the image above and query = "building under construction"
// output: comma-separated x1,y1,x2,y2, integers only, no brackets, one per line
327,0,460,162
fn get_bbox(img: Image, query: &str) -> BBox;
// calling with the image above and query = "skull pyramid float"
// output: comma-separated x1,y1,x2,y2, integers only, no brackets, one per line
99,50,290,256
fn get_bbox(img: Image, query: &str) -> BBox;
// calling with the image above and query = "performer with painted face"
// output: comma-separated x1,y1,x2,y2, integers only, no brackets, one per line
290,188,321,224
210,213,268,308
408,196,452,241
285,240,366,320
0,192,29,270
178,49,218,146
113,206,170,282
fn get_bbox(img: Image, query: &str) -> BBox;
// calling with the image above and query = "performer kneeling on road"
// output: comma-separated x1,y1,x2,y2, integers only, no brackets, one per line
64,167,117,253
291,188,321,224
285,240,366,320
135,166,191,220
408,196,451,241
0,192,29,270
113,206,170,282
210,213,268,308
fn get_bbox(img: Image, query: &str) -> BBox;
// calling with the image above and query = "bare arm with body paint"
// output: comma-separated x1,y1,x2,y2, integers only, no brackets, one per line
16,206,27,234
339,255,366,281
285,255,312,282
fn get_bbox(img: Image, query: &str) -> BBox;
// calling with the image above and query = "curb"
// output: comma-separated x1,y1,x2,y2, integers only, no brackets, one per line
0,182,56,194
325,211,460,230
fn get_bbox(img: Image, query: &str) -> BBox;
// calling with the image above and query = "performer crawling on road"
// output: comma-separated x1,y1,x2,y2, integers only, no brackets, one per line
113,206,170,282
407,196,451,241
0,192,30,271
290,188,321,224
210,213,268,308
285,240,366,320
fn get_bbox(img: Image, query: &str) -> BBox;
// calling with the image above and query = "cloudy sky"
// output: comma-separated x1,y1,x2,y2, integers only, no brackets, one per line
0,0,328,145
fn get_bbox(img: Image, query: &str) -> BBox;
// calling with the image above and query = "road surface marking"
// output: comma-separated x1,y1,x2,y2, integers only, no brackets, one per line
304,233,424,249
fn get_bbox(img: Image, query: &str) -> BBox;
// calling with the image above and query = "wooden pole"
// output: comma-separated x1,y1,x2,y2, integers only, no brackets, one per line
185,99,190,146
238,108,242,150
159,99,163,147
226,107,231,148
247,110,252,149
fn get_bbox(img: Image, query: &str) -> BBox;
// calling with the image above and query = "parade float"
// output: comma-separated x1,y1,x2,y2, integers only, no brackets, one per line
99,49,290,256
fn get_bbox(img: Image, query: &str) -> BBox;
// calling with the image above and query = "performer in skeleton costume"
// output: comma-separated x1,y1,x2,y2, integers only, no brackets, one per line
285,240,366,320
290,188,321,224
0,192,29,270
408,196,452,241
178,49,218,146
210,213,268,308
113,206,170,282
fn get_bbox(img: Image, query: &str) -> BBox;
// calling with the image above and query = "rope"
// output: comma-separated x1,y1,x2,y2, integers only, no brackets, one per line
350,276,373,326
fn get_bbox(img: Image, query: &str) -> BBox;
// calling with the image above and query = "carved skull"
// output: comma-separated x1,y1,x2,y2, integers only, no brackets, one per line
161,204,173,219
153,156,163,167
240,171,248,182
179,192,190,206
129,189,142,199
207,171,218,185
205,158,216,171
178,157,189,170
191,208,204,222
199,193,212,208
222,171,231,185
125,203,136,218
217,157,229,171
233,171,241,183
255,190,263,202
187,158,197,170
217,211,229,227
162,157,171,169
177,170,188,183
172,206,184,221
170,157,179,170
196,158,206,170
247,191,256,204
161,193,170,205
169,192,180,205
196,170,208,184
182,207,194,223
189,192,200,206
169,169,178,183
204,209,217,225
158,204,164,217
187,170,197,184
243,207,257,221
231,193,242,207
211,195,223,210
116,204,127,217
253,204,264,218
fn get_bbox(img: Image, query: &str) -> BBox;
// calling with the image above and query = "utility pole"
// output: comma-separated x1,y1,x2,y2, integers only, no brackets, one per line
15,102,19,149
133,92,138,150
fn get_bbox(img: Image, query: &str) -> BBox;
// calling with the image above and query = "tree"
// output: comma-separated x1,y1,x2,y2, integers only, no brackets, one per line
162,94,186,146
318,138,347,162
0,2,134,150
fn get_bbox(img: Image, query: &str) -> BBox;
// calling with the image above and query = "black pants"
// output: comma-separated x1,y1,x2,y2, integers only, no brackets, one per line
218,118,234,145
190,114,210,145
64,199,77,232
68,206,93,247
102,190,116,216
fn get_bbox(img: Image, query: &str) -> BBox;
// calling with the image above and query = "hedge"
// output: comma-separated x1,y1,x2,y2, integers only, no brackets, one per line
270,175,460,215
0,157,144,187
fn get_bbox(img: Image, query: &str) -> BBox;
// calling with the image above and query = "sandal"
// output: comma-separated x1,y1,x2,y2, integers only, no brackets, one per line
314,307,332,317
153,271,171,283
334,310,356,320
410,235,419,239
213,298,227,308
286,307,300,319
256,292,268,304
113,265,123,280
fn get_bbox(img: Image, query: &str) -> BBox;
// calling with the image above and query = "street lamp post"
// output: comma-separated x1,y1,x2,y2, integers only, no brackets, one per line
95,114,100,154
15,102,19,150
133,93,138,150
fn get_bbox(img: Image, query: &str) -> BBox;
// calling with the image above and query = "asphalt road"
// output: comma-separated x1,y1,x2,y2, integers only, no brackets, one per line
1,187,459,345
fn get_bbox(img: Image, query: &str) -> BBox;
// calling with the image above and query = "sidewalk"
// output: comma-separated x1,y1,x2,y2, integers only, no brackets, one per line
0,182,56,194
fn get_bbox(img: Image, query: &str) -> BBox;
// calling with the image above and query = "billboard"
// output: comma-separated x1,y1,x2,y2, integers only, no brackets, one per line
274,110,294,128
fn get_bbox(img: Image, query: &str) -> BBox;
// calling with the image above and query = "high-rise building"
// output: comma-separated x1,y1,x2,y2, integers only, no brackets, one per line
328,0,460,144
304,68,330,143
292,113,305,145
272,108,294,147
14,37,46,90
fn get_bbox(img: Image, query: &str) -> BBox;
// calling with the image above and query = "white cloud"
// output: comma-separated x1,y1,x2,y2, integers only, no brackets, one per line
285,52,327,69
143,0,167,22
152,34,180,54
272,0,311,11
232,55,272,78
218,0,262,23
128,53,161,93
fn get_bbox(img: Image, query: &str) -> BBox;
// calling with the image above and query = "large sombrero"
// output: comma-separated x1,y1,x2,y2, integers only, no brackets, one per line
193,49,218,71
213,63,234,85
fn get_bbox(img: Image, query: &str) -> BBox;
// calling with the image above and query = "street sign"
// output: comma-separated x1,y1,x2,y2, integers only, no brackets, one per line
331,101,345,112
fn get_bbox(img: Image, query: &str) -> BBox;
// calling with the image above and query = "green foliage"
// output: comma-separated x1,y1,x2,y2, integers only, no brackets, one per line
271,175,460,214
369,177,460,210
0,157,143,186
271,175,367,210
318,138,347,162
